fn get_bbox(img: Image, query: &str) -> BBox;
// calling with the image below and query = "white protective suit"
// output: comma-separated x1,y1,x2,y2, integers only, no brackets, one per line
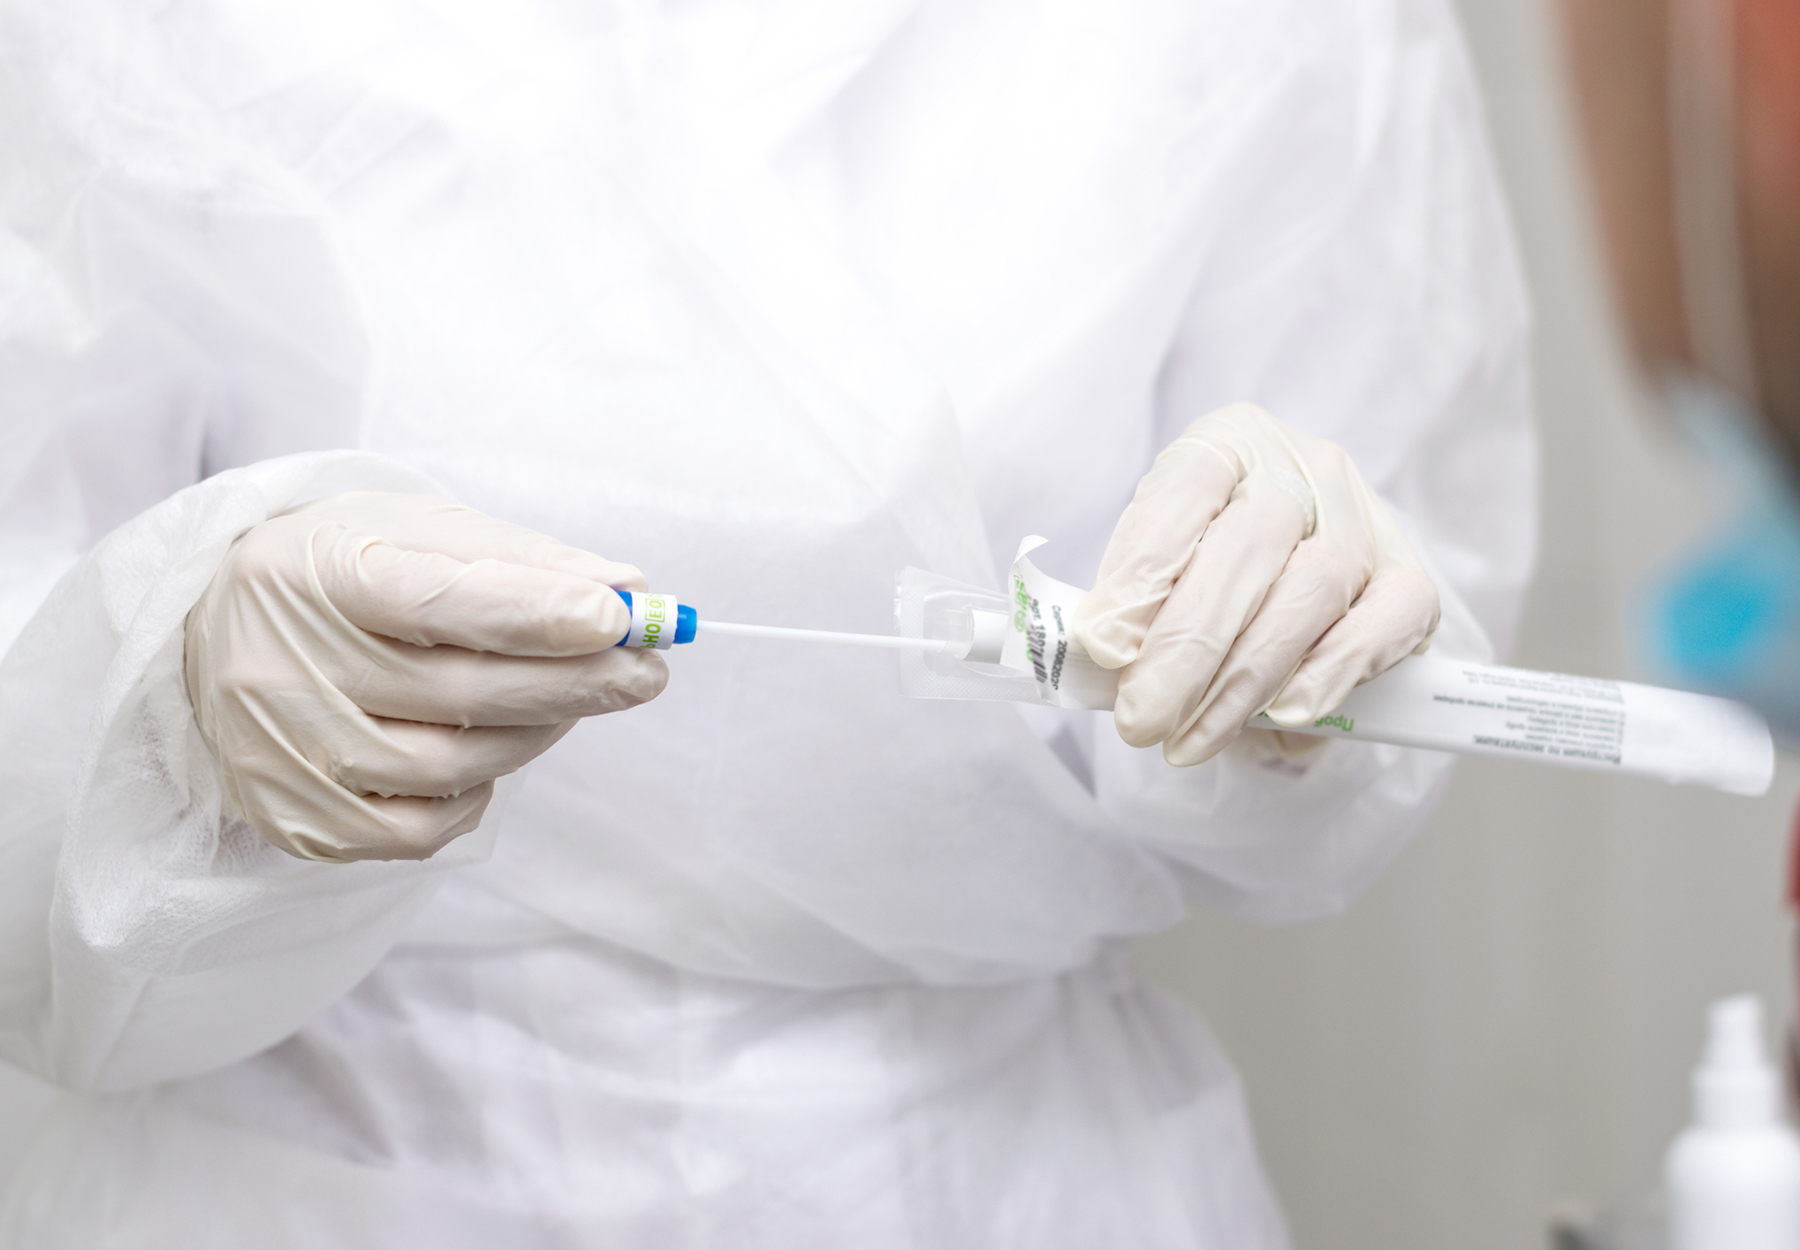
0,0,1533,1245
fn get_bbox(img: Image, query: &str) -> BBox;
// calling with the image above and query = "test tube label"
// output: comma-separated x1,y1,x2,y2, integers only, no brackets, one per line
624,592,678,649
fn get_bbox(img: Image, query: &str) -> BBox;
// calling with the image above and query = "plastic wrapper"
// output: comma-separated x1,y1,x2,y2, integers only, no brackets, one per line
901,537,1774,796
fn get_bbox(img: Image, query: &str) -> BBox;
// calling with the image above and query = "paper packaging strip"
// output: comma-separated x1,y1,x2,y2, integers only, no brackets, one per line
1257,656,1774,796
1003,536,1774,796
1010,537,1123,710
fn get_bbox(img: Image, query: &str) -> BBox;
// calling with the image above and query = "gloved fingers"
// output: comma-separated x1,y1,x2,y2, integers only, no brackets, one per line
314,717,576,799
1075,435,1241,668
303,519,631,657
287,493,649,593
322,784,497,863
1262,728,1334,758
1112,479,1310,748
1262,565,1440,727
193,493,669,864
336,641,669,727
218,693,500,861
1160,540,1367,766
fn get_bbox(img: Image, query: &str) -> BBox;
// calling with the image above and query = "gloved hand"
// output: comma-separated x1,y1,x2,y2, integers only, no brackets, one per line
1074,403,1439,766
184,492,666,862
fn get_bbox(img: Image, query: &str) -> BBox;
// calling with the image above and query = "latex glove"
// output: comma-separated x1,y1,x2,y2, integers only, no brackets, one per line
184,492,666,862
1074,403,1439,766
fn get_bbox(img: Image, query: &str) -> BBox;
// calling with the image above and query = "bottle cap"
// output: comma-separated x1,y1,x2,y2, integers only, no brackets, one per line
1694,994,1782,1129
962,609,1010,664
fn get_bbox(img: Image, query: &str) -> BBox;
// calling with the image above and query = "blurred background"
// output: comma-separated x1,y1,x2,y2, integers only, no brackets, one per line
1136,0,1800,1247
0,2,1791,1248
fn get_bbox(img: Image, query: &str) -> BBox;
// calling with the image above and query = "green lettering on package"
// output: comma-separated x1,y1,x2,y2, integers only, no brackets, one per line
637,596,669,648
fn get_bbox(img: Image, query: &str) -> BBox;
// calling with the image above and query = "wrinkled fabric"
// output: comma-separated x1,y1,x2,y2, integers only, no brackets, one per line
0,0,1534,1244
2,935,1285,1249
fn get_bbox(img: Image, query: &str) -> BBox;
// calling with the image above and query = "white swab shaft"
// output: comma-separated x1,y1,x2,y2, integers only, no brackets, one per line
699,619,957,654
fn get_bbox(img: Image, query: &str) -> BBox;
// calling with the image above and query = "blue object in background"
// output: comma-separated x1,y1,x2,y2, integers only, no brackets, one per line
1650,375,1800,741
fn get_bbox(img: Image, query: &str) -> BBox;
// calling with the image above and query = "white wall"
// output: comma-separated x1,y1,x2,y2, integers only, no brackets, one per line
1134,2,1800,1247
0,1070,53,1187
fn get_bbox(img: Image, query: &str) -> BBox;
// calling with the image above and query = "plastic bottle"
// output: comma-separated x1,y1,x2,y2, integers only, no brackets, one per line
1665,995,1800,1250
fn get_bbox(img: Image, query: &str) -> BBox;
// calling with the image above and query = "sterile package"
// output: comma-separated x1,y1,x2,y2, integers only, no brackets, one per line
898,538,1775,796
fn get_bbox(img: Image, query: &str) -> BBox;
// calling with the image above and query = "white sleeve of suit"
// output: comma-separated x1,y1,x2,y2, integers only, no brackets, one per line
0,178,495,1093
0,441,494,1094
